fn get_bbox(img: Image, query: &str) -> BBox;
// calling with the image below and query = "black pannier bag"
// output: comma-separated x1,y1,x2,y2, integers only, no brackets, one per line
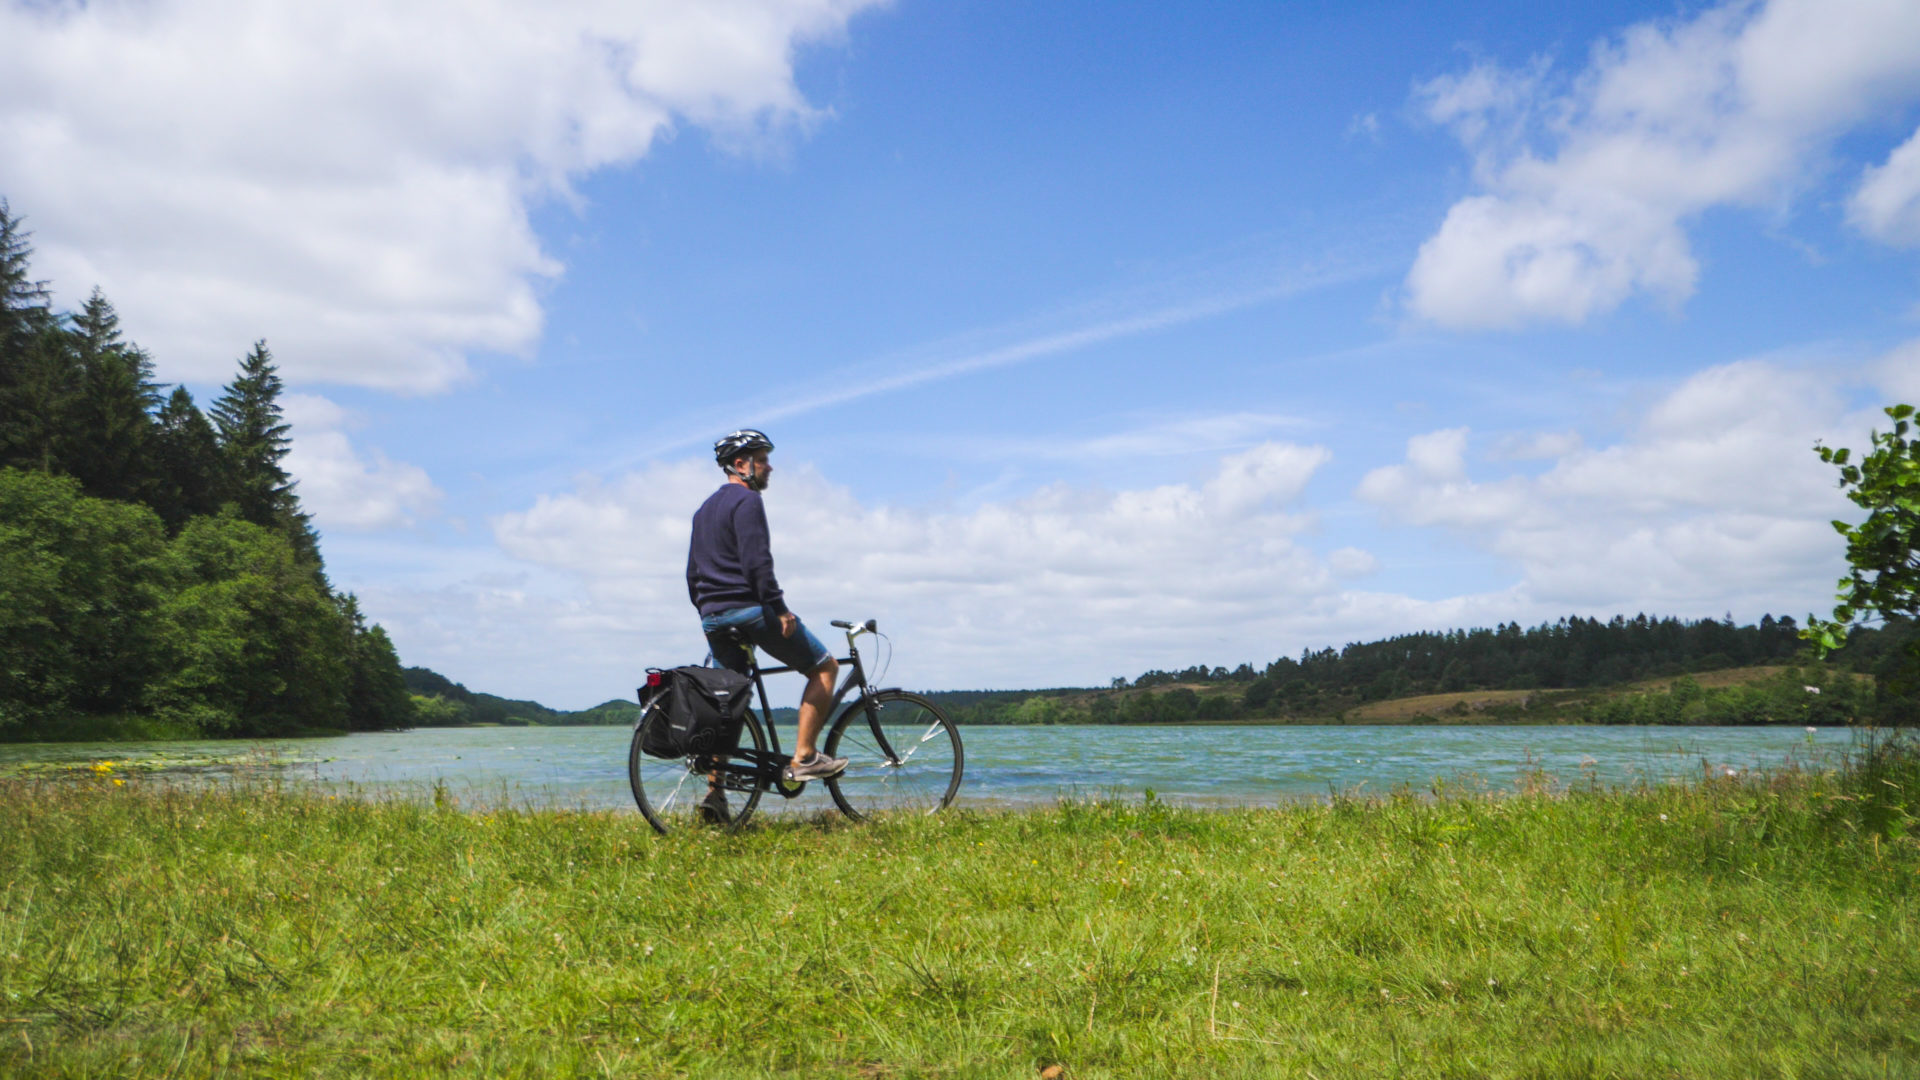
638,665,751,759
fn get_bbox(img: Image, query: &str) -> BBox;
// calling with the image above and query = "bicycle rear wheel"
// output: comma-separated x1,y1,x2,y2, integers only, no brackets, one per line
629,702,768,834
823,690,963,820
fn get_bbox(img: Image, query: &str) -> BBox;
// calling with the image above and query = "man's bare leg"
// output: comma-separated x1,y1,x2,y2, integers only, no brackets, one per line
792,657,840,764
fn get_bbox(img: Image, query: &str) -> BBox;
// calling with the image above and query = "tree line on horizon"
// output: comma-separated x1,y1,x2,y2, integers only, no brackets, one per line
1131,613,1819,702
928,613,1915,726
0,200,413,740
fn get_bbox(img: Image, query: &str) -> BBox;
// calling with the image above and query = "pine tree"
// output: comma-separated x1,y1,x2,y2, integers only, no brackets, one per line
0,328,80,474
0,203,69,472
210,341,290,519
152,387,224,529
67,289,162,503
208,340,317,558
0,200,55,385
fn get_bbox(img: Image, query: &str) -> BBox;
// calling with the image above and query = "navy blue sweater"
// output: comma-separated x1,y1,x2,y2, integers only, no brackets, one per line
686,483,789,618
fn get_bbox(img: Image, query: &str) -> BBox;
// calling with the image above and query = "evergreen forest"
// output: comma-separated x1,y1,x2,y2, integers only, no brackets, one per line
0,201,413,740
1132,613,1817,698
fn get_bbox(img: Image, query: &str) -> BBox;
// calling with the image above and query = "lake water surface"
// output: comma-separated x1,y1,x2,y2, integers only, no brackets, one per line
4,723,1864,813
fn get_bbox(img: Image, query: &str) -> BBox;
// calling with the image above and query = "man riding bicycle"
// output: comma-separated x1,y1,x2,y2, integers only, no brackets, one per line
688,430,847,795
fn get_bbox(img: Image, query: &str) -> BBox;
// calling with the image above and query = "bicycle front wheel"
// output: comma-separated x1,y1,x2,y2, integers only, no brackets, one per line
629,702,768,834
823,690,963,820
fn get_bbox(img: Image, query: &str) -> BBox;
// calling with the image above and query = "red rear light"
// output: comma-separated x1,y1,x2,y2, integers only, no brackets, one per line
646,672,664,688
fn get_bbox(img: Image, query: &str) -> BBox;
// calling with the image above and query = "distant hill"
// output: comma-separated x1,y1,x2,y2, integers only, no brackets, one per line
402,665,805,728
403,667,633,727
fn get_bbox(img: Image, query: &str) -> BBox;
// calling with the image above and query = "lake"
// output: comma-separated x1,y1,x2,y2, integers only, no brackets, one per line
3,723,1866,812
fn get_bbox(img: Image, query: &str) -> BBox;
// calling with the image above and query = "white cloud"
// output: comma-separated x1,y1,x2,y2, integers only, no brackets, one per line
1357,360,1860,611
1851,126,1920,245
1327,547,1378,578
283,393,440,531
1402,427,1469,481
1878,339,1920,401
0,0,883,391
1204,443,1330,514
1407,0,1920,329
481,442,1353,693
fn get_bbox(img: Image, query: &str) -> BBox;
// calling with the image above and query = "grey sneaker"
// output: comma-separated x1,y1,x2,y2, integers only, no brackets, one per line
783,752,848,782
697,786,732,826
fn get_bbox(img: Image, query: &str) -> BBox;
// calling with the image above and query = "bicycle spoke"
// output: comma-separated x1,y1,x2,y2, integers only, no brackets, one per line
891,719,948,765
824,690,962,820
631,704,767,834
657,765,695,813
874,759,939,812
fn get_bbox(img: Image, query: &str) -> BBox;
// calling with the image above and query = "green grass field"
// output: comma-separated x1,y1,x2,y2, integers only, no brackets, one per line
1339,666,1807,723
2,745,1916,1078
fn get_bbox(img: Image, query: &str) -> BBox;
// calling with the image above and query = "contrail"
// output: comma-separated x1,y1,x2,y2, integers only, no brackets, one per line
752,287,1264,424
627,256,1378,465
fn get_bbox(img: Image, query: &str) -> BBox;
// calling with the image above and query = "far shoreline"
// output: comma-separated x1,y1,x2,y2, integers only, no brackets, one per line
0,716,1872,749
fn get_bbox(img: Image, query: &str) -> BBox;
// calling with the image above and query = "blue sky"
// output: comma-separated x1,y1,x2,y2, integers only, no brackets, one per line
4,0,1919,705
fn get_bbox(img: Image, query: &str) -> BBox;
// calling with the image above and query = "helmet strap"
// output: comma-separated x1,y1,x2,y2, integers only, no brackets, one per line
726,457,768,491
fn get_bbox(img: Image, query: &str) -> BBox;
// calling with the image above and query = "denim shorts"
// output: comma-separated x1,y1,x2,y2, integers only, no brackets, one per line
700,605,831,676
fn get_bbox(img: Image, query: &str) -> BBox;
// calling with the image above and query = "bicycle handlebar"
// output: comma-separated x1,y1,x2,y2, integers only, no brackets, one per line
830,618,878,634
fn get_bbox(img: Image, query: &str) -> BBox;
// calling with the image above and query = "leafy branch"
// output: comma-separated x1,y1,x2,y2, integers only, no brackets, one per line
1804,403,1920,656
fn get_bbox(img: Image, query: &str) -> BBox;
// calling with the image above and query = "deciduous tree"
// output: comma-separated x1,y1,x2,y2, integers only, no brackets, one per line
149,512,349,735
1805,403,1920,712
0,469,169,734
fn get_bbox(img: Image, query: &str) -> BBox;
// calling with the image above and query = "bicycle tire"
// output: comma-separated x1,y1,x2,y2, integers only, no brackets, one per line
822,690,963,820
629,702,768,834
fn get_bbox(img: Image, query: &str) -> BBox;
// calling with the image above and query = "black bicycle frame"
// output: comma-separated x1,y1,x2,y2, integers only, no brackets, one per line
740,633,904,768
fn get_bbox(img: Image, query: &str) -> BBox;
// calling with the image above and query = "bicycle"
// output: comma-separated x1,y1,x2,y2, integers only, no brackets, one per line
628,618,964,833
